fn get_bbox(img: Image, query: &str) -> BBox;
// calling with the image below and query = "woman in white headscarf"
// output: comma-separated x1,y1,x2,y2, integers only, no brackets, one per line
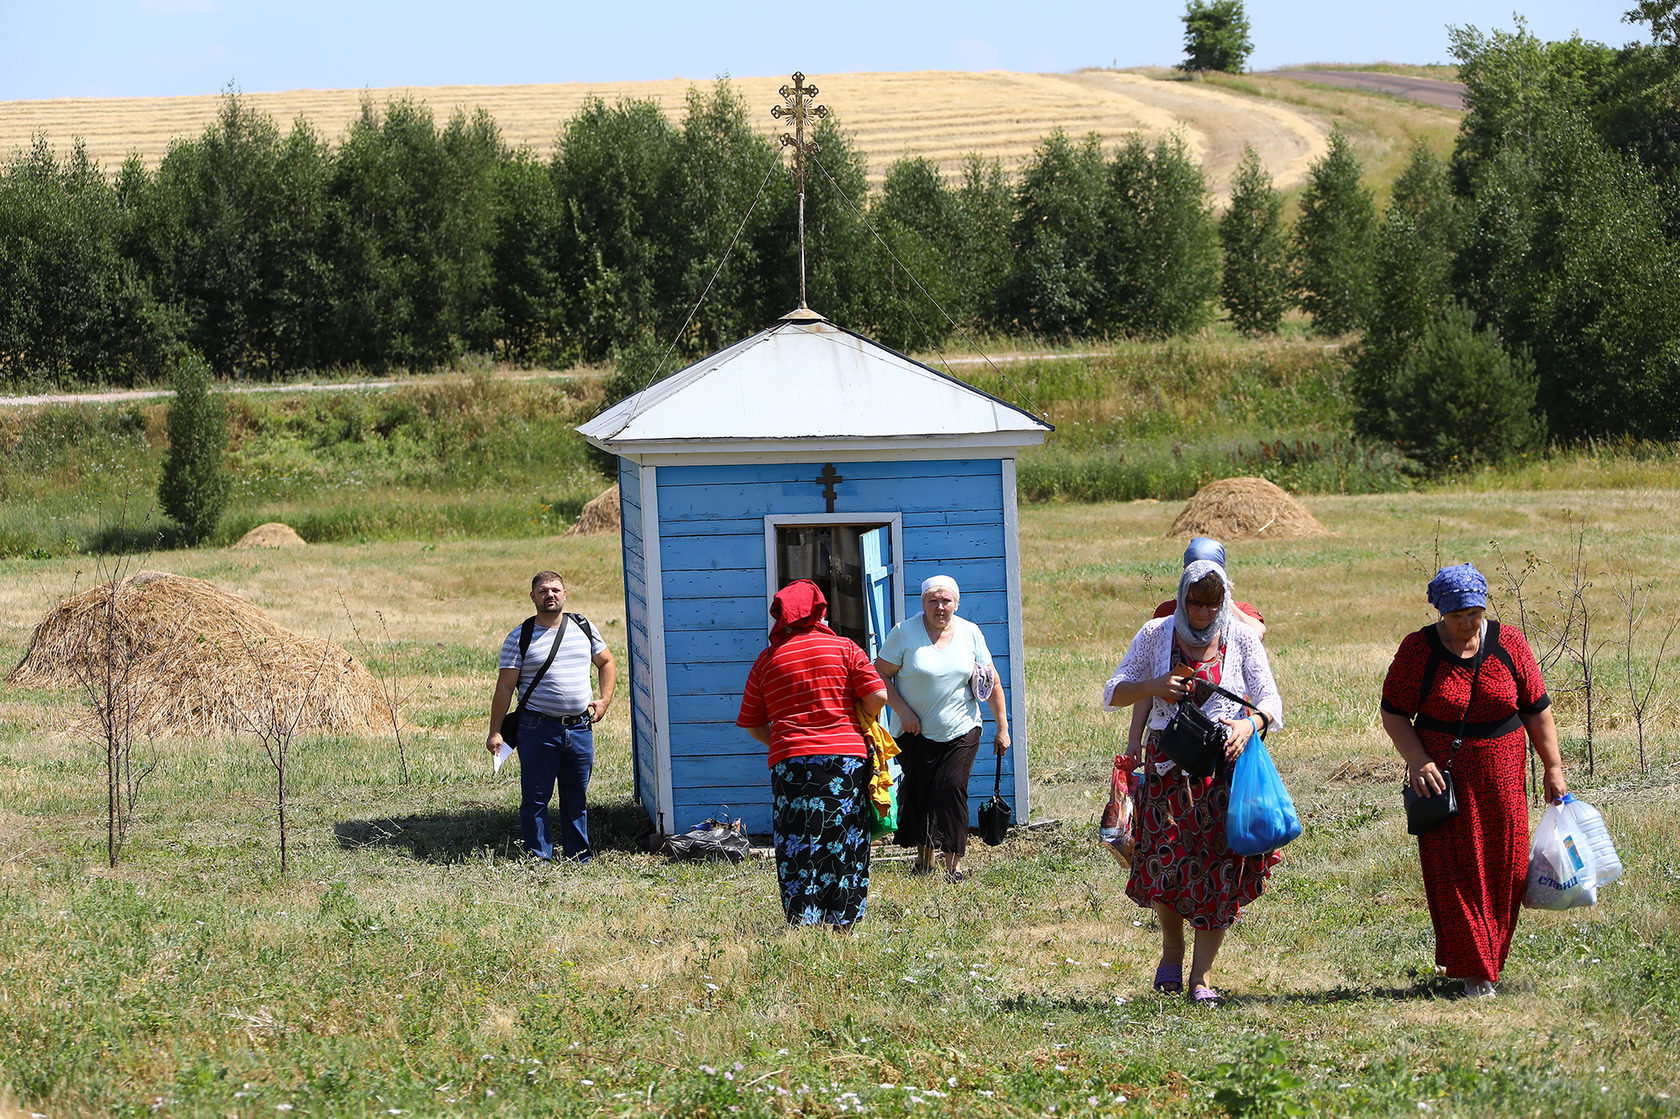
876,575,1010,882
1102,560,1283,1006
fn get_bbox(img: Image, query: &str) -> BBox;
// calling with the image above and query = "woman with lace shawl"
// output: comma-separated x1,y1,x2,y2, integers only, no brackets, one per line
1103,559,1283,1005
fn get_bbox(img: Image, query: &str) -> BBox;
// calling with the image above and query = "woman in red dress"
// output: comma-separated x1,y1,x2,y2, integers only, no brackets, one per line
1380,563,1568,998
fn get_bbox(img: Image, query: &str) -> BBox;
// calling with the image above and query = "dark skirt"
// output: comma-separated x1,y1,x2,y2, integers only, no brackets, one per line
895,725,983,857
1125,730,1279,930
770,754,871,926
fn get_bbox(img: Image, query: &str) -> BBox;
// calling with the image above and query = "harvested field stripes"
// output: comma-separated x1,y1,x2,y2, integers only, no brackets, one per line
0,69,1329,199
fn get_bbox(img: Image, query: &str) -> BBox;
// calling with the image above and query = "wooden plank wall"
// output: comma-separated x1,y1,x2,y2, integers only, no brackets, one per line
616,462,663,828
652,458,1018,835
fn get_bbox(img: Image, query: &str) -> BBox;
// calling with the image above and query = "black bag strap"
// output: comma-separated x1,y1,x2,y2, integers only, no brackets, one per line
993,745,1004,797
1414,620,1497,772
1191,680,1272,734
512,613,568,717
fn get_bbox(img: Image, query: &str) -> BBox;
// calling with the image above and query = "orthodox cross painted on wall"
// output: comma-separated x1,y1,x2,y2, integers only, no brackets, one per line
771,72,828,311
814,463,845,513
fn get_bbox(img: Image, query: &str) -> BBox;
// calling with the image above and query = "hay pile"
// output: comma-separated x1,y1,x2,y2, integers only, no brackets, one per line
234,522,307,549
565,484,620,536
6,571,398,739
1167,476,1327,541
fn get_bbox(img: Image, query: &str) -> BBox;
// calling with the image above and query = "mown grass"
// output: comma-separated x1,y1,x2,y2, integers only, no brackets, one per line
1,490,1677,1118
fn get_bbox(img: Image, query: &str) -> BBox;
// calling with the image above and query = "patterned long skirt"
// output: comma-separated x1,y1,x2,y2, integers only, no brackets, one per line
770,754,871,926
1125,731,1280,930
1417,731,1530,983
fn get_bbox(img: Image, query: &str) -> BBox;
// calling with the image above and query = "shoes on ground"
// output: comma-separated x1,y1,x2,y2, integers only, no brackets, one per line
1189,984,1224,1006
1152,965,1184,995
1462,979,1497,998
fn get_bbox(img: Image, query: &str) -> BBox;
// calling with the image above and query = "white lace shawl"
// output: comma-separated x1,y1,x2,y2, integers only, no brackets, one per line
1103,616,1283,733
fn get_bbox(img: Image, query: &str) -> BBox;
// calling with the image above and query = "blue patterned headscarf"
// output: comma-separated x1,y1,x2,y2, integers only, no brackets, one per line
1182,536,1226,568
1175,559,1234,647
1427,563,1489,614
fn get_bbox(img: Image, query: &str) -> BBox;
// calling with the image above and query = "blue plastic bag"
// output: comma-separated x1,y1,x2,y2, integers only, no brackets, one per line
1225,736,1302,856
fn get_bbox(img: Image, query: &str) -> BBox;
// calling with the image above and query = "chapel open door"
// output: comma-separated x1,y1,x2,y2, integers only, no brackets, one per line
770,518,901,658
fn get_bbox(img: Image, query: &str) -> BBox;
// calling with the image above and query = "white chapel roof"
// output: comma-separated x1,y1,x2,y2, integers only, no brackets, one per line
577,314,1052,461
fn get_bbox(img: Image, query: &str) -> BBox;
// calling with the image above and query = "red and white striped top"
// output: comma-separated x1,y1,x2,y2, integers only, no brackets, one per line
737,629,885,767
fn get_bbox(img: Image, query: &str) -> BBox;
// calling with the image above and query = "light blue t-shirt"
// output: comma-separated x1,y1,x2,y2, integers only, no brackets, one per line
877,613,993,742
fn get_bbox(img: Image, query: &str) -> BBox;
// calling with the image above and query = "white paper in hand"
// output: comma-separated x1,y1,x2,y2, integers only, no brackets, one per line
493,743,514,773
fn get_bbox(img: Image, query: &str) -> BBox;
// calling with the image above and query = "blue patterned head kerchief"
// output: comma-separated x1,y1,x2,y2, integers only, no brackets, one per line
1182,536,1226,568
1427,563,1488,614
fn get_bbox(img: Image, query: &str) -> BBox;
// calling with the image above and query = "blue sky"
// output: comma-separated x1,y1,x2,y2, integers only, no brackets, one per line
0,1,1648,101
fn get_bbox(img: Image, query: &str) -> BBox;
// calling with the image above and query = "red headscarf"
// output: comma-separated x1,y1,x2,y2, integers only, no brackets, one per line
770,579,830,645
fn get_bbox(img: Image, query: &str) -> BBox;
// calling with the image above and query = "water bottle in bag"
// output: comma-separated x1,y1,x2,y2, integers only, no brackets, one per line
1559,793,1623,887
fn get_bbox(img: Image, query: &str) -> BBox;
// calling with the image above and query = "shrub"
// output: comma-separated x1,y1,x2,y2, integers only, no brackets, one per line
157,351,230,544
1382,304,1544,474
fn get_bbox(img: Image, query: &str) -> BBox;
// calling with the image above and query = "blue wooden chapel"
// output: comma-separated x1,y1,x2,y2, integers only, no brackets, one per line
577,309,1052,837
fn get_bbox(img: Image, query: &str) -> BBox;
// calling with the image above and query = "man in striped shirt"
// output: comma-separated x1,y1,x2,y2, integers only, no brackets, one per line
487,571,615,861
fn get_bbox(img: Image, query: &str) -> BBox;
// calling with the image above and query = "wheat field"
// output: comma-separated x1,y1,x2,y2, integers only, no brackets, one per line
0,68,1331,198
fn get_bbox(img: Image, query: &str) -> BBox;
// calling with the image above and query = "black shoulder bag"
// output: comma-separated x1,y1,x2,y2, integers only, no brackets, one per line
1159,681,1270,778
1401,628,1489,836
500,613,568,748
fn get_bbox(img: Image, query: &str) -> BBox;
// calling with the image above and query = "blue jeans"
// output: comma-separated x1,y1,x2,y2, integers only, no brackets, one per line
516,712,593,861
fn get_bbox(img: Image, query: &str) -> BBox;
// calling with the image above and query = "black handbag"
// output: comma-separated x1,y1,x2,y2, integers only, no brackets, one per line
500,614,567,748
1159,681,1265,778
977,749,1012,846
1401,637,1485,836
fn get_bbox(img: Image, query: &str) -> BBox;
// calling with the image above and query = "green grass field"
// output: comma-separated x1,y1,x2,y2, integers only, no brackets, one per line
1,486,1676,1118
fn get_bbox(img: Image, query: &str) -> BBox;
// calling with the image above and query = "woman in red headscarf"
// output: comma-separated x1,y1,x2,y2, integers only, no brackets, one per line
738,580,888,927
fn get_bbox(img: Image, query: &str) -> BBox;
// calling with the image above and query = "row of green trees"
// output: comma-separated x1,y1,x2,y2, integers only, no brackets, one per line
1345,16,1680,469
0,79,1386,388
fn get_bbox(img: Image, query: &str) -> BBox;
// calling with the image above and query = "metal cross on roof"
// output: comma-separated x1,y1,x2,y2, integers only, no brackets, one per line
771,72,828,311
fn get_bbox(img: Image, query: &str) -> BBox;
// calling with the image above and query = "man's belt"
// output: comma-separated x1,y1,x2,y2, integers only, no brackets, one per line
530,710,592,727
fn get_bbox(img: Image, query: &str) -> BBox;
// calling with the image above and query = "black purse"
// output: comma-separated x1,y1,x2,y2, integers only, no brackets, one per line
500,614,567,748
1159,681,1266,778
1402,639,1485,836
977,749,1012,846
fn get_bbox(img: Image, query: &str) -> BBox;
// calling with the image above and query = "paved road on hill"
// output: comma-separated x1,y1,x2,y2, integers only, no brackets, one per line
1269,70,1466,110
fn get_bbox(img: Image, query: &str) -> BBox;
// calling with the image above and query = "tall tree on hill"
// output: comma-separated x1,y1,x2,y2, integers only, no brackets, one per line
1293,127,1377,337
550,96,681,364
951,155,1015,329
1179,0,1254,75
1352,142,1460,439
671,81,795,354
801,114,876,332
143,93,284,378
489,150,566,366
1218,145,1292,335
865,155,962,351
1097,132,1219,337
1006,130,1109,337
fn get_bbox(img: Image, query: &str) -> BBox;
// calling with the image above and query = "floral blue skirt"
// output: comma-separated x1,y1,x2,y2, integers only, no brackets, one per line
770,754,871,926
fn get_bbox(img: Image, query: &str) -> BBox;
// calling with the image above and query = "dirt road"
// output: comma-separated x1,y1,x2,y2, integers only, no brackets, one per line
1267,70,1466,110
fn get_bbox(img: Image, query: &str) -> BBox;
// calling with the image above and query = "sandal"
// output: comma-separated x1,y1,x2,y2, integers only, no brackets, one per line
1152,965,1183,995
1189,984,1224,1006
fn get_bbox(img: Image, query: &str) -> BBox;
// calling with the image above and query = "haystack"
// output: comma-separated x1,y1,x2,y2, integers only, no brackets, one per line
234,522,307,549
1167,476,1326,541
564,484,620,537
6,571,399,739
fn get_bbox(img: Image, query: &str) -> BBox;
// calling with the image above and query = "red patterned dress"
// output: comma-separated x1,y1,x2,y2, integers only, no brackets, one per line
1381,620,1551,983
1126,640,1281,930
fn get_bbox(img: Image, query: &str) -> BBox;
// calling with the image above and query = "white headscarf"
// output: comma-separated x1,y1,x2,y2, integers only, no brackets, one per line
921,575,960,600
1174,559,1233,647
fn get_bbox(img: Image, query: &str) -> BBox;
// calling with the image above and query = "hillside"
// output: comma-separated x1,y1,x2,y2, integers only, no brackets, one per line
0,69,1344,199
